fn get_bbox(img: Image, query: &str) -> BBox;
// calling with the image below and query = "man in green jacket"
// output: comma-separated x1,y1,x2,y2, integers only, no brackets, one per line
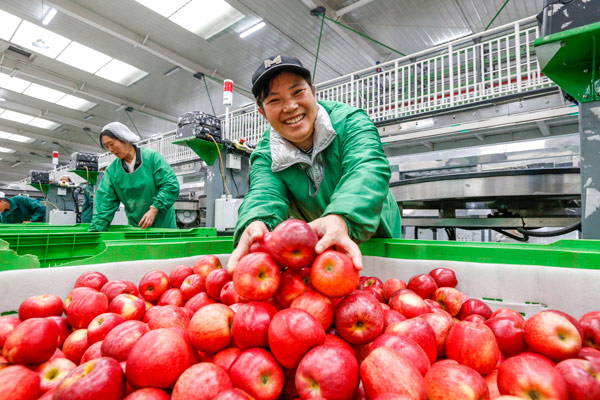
89,122,180,232
229,55,401,272
0,193,47,223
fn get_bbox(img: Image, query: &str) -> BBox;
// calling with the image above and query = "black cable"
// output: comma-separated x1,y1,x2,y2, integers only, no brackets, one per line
492,228,529,242
445,227,456,241
517,221,581,237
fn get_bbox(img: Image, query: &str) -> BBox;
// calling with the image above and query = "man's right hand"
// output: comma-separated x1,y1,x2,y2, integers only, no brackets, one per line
226,221,269,275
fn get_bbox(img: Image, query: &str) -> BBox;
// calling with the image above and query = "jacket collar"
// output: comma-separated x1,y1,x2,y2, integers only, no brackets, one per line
270,103,337,172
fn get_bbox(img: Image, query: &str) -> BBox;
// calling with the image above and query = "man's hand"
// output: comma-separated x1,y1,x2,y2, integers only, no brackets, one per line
308,214,362,270
138,206,158,229
22,220,31,224
226,221,269,274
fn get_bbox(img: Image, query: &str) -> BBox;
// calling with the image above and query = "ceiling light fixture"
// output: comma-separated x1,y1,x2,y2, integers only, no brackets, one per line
0,97,5,102
10,161,21,168
32,38,49,49
164,66,181,77
42,8,57,25
115,104,127,112
84,115,93,120
240,21,266,38
9,68,19,78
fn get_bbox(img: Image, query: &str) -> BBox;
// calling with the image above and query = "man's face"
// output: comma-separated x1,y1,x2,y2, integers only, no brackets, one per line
260,71,318,149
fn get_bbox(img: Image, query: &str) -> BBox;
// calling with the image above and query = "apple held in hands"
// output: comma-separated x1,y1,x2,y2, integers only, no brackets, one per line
260,219,318,270
233,252,281,301
310,250,359,298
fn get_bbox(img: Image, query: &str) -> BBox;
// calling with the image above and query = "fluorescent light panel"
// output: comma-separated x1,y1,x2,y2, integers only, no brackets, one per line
11,20,70,59
56,95,96,112
0,131,35,143
56,42,112,73
0,9,21,41
135,0,190,17
0,73,31,93
23,83,65,103
170,0,244,39
240,21,265,38
42,8,57,26
0,109,61,130
95,59,148,86
29,117,60,130
0,146,16,153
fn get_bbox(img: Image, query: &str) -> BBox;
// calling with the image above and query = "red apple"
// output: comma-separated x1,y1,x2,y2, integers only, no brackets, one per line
206,268,232,301
334,292,384,345
555,357,600,400
490,308,525,323
260,219,318,270
213,388,255,400
157,288,184,307
126,328,196,389
229,348,284,400
171,362,232,400
101,280,139,302
485,316,526,358
138,270,169,302
168,264,193,288
101,320,149,362
497,353,568,399
457,298,492,320
431,287,464,317
46,316,71,348
62,329,89,364
383,278,407,301
548,310,584,343
428,268,458,288
233,252,281,301
361,347,427,400
108,293,146,321
0,315,20,348
219,281,242,306
188,303,234,353
424,362,489,400
295,344,359,400
147,305,190,330
363,286,385,303
580,312,600,350
386,318,437,364
268,308,326,368
80,340,103,363
75,271,108,291
232,301,277,349
373,395,413,400
65,287,109,329
180,274,206,301
383,309,407,330
3,318,58,364
310,250,359,298
371,333,430,376
360,276,384,290
192,255,222,278
417,311,454,357
36,357,76,393
213,346,242,371
407,275,438,300
389,289,429,318
18,294,63,320
579,346,600,362
52,357,125,400
424,299,442,312
525,310,582,362
445,321,499,375
485,370,500,399
290,290,334,331
184,291,215,313
0,365,40,400
275,267,312,307
124,388,171,400
87,312,126,344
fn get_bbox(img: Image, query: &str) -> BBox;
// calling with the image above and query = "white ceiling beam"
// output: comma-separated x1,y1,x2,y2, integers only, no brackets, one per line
47,0,253,95
0,53,178,123
0,124,100,153
536,120,551,137
0,152,54,167
1,100,101,132
336,0,376,18
300,0,379,65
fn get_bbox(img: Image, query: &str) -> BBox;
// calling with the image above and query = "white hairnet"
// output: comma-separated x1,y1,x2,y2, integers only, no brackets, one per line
102,122,140,144
0,191,5,199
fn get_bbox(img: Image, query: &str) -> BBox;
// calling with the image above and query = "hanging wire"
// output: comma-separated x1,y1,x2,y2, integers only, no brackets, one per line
485,0,511,31
313,13,326,79
203,76,217,116
314,11,406,56
124,109,142,137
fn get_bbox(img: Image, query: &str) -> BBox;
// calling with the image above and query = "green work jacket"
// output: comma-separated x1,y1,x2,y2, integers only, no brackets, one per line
234,100,401,245
0,196,46,223
80,184,94,224
89,148,179,231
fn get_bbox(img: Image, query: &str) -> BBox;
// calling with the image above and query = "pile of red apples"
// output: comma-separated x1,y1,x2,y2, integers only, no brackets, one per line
1,219,599,400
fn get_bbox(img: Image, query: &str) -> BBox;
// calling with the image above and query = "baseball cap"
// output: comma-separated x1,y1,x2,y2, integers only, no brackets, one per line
251,55,311,98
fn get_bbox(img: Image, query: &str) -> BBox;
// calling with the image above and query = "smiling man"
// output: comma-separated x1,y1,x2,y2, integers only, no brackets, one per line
228,55,401,272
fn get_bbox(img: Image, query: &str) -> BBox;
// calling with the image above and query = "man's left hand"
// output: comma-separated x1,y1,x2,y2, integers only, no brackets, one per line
308,214,362,270
139,206,158,229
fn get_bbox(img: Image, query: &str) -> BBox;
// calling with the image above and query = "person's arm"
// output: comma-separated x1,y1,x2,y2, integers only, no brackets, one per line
139,152,180,229
25,198,47,222
88,172,120,232
321,109,392,243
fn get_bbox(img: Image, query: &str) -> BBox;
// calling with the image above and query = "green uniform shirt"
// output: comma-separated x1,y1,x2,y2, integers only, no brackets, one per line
89,147,180,231
0,196,46,223
234,100,401,245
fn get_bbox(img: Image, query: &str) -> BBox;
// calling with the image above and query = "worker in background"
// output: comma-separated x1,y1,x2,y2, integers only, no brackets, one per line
88,122,180,231
228,55,401,272
0,192,47,223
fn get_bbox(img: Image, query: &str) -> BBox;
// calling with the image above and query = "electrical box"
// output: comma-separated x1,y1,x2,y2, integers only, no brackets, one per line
214,196,243,231
30,171,50,185
225,153,241,170
49,210,77,225
70,152,99,171
176,112,222,142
